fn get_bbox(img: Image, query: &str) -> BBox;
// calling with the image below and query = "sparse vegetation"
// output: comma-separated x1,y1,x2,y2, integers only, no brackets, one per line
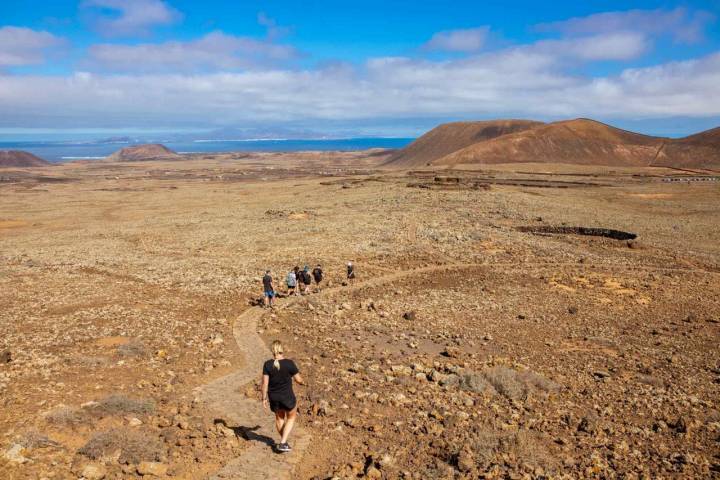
78,428,165,464
480,365,557,401
45,406,86,427
117,339,148,357
17,431,60,449
91,395,155,417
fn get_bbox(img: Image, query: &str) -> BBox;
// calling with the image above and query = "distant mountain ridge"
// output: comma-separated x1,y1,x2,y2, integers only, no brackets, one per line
385,120,542,167
385,118,720,168
0,150,51,168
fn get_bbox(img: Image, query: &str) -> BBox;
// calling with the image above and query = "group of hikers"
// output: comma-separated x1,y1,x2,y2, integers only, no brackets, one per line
261,261,355,308
259,262,357,453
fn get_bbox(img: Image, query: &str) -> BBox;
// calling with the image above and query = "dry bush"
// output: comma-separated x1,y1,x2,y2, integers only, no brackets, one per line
469,429,557,473
460,373,496,395
516,370,560,394
499,430,556,471
73,356,109,368
78,428,165,464
482,366,526,400
17,431,60,449
45,406,87,427
637,374,665,388
117,340,148,358
92,395,156,417
481,366,558,401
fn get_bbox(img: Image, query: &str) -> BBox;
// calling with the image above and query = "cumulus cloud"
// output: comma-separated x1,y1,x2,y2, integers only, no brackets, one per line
87,31,300,72
537,7,716,43
82,0,181,37
1,7,719,128
1,49,719,128
423,27,489,52
0,26,66,66
532,32,648,61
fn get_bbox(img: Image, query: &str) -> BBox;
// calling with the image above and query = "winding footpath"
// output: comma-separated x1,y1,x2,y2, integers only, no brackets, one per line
198,263,482,479
198,258,717,479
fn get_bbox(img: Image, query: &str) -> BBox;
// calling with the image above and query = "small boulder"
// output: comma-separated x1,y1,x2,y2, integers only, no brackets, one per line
402,311,416,321
3,444,28,464
457,448,474,473
578,415,598,434
137,461,169,477
442,346,460,358
0,350,11,364
82,463,108,480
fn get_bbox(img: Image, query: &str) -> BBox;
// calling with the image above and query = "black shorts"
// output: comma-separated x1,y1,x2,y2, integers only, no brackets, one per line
269,394,297,413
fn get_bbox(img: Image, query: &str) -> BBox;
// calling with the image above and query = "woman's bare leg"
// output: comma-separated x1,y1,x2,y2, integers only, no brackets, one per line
279,407,298,444
275,410,286,436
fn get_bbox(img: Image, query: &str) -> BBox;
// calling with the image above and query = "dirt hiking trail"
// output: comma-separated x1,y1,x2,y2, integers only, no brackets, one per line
198,263,487,479
198,256,716,479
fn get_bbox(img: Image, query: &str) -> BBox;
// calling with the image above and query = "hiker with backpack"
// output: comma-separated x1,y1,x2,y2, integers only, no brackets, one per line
312,264,323,291
301,265,312,294
346,261,355,283
286,268,297,295
261,340,304,453
262,270,275,308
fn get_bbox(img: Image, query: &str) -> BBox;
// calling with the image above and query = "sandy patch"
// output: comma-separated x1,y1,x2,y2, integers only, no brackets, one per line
627,193,675,199
94,336,131,347
0,219,29,229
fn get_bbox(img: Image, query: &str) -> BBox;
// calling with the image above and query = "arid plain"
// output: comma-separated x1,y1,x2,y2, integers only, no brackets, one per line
1,151,719,479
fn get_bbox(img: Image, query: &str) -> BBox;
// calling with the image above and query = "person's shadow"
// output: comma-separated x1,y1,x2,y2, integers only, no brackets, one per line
214,419,277,450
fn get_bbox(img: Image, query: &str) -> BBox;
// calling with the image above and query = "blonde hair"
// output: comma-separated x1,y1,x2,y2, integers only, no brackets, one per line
271,340,284,370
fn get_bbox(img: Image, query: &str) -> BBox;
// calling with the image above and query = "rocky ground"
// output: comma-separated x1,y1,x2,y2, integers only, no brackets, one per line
1,155,719,479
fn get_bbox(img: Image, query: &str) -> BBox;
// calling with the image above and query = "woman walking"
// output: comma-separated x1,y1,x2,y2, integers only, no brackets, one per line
261,340,304,452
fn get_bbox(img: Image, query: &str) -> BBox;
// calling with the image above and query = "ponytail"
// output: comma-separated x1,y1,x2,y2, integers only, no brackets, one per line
271,340,284,370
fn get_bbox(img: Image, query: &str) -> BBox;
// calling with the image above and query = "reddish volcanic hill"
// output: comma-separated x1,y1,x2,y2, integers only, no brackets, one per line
0,150,52,168
438,119,664,167
385,120,543,167
655,127,720,169
385,118,720,168
107,144,181,162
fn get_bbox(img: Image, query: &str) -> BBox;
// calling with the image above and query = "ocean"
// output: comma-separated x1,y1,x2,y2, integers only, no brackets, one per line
0,137,414,163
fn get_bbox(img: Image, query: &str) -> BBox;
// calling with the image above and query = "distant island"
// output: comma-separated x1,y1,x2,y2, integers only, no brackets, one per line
0,150,51,168
106,144,181,162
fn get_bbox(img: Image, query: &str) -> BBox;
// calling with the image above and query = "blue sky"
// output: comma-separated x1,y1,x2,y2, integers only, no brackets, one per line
1,0,719,136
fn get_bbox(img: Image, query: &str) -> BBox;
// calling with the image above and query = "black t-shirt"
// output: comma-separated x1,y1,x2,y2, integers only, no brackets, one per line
312,268,323,282
263,359,299,398
302,271,312,284
262,274,273,291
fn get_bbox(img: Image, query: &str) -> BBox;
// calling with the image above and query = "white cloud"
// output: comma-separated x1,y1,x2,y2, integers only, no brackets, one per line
87,31,299,72
533,32,648,61
0,26,65,66
82,0,181,37
537,7,716,44
2,50,719,128
423,27,489,52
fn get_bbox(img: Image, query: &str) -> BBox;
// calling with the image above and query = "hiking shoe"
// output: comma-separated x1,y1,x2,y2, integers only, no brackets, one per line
276,442,291,452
